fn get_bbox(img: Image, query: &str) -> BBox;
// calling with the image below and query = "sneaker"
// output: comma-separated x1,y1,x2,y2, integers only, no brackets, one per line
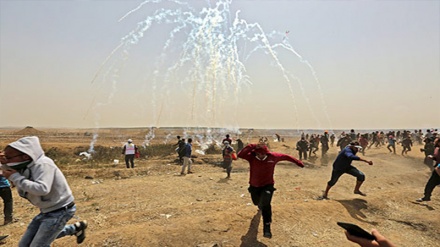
416,198,430,202
263,224,272,238
187,171,193,174
75,220,88,244
317,195,329,200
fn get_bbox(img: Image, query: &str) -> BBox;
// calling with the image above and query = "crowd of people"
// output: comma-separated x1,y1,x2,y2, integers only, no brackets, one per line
0,128,438,246
295,129,438,159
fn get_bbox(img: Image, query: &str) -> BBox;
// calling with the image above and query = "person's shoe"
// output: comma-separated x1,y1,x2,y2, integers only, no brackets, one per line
354,191,367,196
180,172,185,176
3,218,12,225
75,220,88,244
187,171,193,174
0,235,8,241
263,224,272,238
317,195,329,200
416,198,430,202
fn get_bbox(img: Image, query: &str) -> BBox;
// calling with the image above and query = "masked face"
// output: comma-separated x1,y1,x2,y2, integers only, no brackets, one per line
1,148,31,168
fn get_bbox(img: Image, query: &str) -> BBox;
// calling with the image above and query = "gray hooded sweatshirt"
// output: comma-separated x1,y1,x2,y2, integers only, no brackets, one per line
8,136,74,213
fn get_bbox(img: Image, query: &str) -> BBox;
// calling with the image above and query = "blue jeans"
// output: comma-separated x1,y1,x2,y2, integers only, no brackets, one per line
19,205,77,247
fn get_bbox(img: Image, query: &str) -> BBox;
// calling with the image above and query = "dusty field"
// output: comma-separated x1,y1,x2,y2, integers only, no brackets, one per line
0,127,439,247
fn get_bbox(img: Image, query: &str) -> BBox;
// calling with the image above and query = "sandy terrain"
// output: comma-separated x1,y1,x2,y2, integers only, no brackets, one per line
0,127,438,247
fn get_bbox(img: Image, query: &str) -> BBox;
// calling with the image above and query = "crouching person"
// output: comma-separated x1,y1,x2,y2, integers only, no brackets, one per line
0,136,87,246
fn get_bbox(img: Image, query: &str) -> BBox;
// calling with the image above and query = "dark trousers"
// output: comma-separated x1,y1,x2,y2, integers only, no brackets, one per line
327,166,365,187
0,187,13,222
424,170,440,200
248,185,275,224
125,154,135,168
298,150,307,160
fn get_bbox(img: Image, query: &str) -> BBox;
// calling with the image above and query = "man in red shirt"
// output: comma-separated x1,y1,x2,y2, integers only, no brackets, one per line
237,143,304,238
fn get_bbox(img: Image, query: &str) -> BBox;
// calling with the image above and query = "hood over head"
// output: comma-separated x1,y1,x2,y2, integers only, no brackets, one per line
8,136,44,162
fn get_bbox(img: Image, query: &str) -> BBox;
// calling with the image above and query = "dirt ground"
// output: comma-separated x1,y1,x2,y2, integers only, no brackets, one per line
0,128,439,247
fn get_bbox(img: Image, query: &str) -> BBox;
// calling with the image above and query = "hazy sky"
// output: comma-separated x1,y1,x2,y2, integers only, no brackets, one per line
1,0,439,131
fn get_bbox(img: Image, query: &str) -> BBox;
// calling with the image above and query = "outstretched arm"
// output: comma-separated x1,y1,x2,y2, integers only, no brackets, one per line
272,152,304,168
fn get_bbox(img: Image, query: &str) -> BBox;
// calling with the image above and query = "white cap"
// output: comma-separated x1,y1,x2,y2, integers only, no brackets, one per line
128,139,132,143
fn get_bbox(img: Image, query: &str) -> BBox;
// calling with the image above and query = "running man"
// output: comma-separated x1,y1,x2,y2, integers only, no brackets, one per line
320,142,373,199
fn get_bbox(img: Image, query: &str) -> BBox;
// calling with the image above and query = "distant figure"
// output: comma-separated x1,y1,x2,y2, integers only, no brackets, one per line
420,138,435,166
320,142,373,200
237,143,304,238
222,141,236,178
349,129,357,141
358,134,369,156
222,134,232,145
175,136,185,163
275,133,281,142
308,134,319,157
122,139,138,168
0,156,13,225
296,137,309,160
181,138,193,175
236,138,244,153
0,136,87,246
337,135,351,151
178,138,186,164
416,138,440,202
387,134,397,154
330,134,336,147
401,136,413,155
320,131,330,156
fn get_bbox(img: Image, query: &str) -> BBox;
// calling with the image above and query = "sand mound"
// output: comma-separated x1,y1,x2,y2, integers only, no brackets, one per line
13,126,46,136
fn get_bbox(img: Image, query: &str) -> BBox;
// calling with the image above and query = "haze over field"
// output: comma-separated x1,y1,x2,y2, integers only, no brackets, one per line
0,0,439,130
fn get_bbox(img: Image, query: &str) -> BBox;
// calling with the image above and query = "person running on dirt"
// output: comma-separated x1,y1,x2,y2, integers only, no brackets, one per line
416,138,440,202
337,135,352,151
0,136,88,246
358,134,369,156
296,137,309,160
387,134,397,154
319,142,373,200
368,131,379,149
237,143,304,238
320,131,330,156
401,136,413,155
309,134,319,157
222,141,236,179
330,133,336,147
421,138,435,166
